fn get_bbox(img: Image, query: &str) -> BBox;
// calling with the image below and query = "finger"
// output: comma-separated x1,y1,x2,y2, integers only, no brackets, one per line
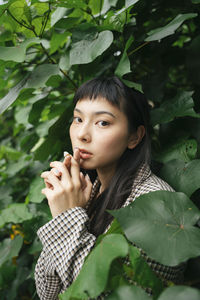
73,147,80,162
80,172,87,190
84,174,93,200
44,179,53,189
70,150,81,187
50,161,71,185
41,171,62,190
51,168,62,177
63,155,72,172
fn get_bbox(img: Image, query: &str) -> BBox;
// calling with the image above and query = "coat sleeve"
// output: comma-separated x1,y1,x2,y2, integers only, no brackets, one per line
34,206,96,300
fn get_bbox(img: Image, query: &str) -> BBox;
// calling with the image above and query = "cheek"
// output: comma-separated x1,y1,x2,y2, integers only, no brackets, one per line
69,124,75,144
99,130,128,153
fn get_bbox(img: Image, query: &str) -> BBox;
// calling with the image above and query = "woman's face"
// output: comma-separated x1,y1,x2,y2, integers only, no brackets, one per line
69,97,134,172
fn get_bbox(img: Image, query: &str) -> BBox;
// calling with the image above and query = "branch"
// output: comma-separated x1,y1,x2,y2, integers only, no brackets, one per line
81,8,99,25
7,9,38,36
128,41,150,56
59,68,78,89
40,3,51,38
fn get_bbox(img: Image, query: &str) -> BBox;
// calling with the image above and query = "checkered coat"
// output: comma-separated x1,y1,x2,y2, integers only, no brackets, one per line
34,164,185,299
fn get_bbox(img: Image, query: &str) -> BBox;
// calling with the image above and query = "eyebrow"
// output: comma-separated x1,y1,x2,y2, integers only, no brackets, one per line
74,108,116,118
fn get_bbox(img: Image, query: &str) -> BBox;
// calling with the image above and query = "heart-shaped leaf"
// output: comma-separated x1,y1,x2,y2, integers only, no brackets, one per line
0,204,33,228
145,14,197,42
106,285,150,300
59,234,129,300
160,159,200,197
0,38,40,62
110,191,200,266
70,30,113,65
151,91,200,126
158,285,200,300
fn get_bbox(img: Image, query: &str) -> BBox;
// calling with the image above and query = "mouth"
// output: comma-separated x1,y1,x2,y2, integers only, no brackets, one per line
79,148,93,159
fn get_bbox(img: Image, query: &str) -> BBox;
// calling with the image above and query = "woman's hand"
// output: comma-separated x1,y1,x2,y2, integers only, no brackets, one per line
40,148,93,218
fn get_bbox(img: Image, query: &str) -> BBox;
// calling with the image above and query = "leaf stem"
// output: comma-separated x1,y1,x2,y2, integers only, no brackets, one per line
59,68,78,89
7,9,38,36
40,3,51,38
128,41,150,56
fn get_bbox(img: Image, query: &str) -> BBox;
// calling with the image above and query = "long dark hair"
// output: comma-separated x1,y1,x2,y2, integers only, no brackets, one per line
73,77,151,236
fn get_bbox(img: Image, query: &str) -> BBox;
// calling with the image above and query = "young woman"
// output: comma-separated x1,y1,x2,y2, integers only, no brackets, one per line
35,77,184,299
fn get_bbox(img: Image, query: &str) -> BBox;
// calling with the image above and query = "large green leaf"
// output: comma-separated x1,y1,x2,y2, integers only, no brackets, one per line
153,139,197,163
158,285,200,300
0,236,23,267
28,176,45,204
128,245,163,297
106,285,150,300
60,234,129,299
0,38,40,62
0,64,59,114
0,203,33,228
70,30,113,65
110,191,200,266
145,14,197,42
160,159,200,197
125,0,140,8
151,91,200,126
115,36,134,77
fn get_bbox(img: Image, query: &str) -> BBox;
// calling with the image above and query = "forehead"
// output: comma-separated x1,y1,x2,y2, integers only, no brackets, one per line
74,97,125,117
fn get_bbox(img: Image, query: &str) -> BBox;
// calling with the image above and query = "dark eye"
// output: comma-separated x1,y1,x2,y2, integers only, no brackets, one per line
73,117,82,123
98,121,110,127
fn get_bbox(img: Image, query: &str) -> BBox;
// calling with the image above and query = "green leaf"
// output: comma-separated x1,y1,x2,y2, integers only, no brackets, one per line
28,176,45,204
57,0,87,9
0,145,22,160
5,155,32,177
26,64,60,89
70,30,113,65
160,159,200,197
51,7,69,27
0,77,28,114
59,53,70,71
128,245,163,297
36,117,59,138
60,234,129,299
0,236,23,267
154,139,197,163
50,32,69,54
0,38,40,62
0,64,59,114
106,285,150,300
110,191,200,266
192,0,200,3
0,204,33,228
150,91,200,126
115,36,134,77
158,285,200,300
145,14,198,42
125,0,140,8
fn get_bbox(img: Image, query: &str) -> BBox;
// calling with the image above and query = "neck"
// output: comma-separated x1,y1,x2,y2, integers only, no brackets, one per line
96,164,116,193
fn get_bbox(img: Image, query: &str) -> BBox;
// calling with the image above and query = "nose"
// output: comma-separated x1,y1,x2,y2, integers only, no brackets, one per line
77,123,91,143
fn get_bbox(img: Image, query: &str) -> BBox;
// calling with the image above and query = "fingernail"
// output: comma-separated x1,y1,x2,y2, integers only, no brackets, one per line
86,174,90,180
64,151,70,157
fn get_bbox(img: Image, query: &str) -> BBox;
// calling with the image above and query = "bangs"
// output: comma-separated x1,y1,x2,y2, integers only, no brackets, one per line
73,77,125,107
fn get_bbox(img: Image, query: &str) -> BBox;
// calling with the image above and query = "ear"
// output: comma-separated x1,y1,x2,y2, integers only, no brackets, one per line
127,125,146,150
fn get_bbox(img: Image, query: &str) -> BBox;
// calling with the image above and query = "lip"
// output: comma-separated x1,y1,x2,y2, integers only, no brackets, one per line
78,148,93,159
79,148,92,154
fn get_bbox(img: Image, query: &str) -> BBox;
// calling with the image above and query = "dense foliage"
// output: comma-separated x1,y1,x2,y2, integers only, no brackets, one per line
0,0,200,299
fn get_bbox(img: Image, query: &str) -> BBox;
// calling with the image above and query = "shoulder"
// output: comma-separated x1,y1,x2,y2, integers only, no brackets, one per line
124,164,174,207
